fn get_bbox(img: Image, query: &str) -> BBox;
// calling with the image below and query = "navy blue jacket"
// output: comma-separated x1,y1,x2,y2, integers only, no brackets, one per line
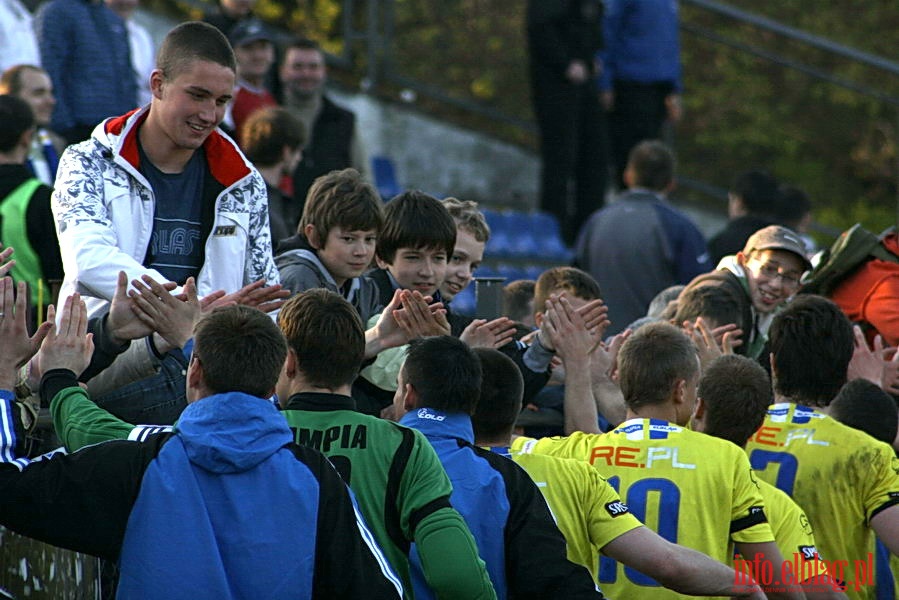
401,407,602,599
0,385,403,599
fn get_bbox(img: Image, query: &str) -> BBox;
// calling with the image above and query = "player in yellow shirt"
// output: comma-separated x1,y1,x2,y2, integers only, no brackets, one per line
513,301,802,599
745,296,899,600
691,354,842,598
472,316,768,597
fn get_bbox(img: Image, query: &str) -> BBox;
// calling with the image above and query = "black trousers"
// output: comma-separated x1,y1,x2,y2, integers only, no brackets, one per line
608,80,672,188
532,78,609,245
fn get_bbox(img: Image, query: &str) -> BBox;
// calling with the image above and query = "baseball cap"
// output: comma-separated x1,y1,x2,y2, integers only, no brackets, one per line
742,225,812,270
228,19,273,48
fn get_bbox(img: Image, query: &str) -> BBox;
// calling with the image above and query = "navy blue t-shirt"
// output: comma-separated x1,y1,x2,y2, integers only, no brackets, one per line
140,144,206,284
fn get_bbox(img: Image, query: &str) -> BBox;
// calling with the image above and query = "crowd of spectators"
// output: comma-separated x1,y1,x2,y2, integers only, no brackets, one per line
1,2,899,599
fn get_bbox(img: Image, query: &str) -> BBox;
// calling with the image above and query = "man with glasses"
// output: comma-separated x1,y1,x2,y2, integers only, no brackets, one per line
680,225,811,360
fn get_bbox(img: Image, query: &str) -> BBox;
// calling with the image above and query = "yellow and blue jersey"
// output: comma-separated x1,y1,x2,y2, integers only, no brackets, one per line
515,417,774,599
745,402,899,600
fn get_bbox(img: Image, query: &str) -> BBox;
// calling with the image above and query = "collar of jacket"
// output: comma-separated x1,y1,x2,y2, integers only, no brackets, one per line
282,391,356,412
102,107,252,188
399,407,473,443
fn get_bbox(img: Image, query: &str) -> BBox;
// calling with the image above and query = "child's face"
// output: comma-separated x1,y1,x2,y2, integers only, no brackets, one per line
316,227,378,287
379,246,448,297
440,229,485,301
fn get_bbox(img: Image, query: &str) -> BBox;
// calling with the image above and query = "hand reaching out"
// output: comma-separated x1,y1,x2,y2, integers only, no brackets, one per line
130,275,201,349
0,277,53,387
0,246,14,278
460,317,516,349
36,294,94,378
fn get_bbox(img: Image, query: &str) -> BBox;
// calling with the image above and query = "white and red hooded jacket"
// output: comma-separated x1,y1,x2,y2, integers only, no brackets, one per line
52,106,279,317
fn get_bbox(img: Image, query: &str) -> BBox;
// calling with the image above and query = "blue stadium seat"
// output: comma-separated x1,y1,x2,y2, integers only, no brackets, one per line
371,155,403,201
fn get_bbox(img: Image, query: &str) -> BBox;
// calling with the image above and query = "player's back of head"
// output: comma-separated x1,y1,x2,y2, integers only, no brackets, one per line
697,354,772,447
277,289,366,389
402,336,482,415
830,379,898,445
471,348,524,443
194,305,288,398
617,322,698,412
769,295,853,407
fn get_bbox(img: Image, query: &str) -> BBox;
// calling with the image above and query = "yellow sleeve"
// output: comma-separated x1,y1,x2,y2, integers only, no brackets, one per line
862,443,899,525
584,466,643,549
730,449,776,544
760,481,830,582
514,431,602,462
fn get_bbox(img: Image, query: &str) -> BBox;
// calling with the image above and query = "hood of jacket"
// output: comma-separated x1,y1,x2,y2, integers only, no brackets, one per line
97,107,252,189
176,392,292,474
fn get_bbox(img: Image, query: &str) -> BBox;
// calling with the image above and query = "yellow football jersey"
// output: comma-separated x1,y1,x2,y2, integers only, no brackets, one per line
753,480,831,584
510,451,643,583
745,402,899,600
515,418,774,599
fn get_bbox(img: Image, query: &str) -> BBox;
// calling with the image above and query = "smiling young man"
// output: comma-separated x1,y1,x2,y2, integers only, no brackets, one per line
52,20,278,320
49,21,279,424
680,225,811,360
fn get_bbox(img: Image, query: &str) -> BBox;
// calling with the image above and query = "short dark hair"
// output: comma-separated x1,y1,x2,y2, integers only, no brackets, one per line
300,168,384,240
0,94,34,153
403,336,482,414
284,37,323,56
471,348,524,442
239,106,305,166
277,289,365,389
157,21,236,80
699,355,772,447
830,379,898,445
617,322,698,410
0,64,44,96
193,305,287,397
673,284,742,331
503,279,536,323
377,191,456,264
626,140,676,191
533,267,601,316
775,185,811,230
769,295,853,407
731,170,780,215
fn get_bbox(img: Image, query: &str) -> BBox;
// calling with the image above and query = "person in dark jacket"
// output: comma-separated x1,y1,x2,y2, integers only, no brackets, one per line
394,335,604,599
707,170,780,265
279,38,368,212
0,289,403,600
527,0,607,245
0,94,63,315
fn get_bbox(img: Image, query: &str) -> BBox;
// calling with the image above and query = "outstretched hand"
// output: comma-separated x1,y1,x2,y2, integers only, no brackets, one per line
36,293,94,378
204,280,290,314
0,278,53,388
130,274,201,349
460,317,516,349
0,246,14,278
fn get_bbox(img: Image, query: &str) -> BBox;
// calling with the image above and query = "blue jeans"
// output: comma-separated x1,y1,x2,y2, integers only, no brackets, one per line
93,352,188,425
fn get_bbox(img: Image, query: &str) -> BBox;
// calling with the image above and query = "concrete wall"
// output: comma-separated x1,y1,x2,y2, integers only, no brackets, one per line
329,90,539,210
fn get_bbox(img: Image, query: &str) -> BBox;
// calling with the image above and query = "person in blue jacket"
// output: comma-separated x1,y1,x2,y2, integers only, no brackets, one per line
599,0,683,188
393,334,603,599
0,283,403,600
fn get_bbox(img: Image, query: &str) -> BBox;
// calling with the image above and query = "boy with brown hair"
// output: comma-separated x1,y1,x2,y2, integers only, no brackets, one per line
276,167,384,323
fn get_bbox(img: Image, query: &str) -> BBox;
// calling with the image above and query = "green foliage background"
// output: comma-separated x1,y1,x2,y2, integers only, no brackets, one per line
150,0,899,235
